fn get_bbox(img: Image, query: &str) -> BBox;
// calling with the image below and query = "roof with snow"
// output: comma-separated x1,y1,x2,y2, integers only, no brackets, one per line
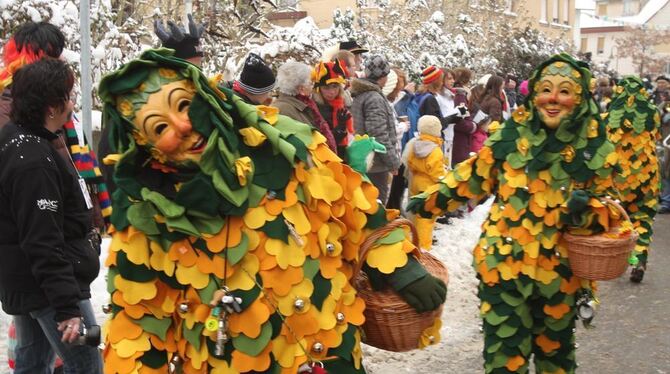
617,0,669,24
580,0,669,29
580,10,625,29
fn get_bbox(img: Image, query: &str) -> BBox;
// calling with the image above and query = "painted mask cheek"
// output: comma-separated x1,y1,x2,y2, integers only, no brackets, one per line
155,131,183,154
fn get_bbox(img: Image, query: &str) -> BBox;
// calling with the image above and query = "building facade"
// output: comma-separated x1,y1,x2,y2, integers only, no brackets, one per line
270,0,576,39
577,0,670,76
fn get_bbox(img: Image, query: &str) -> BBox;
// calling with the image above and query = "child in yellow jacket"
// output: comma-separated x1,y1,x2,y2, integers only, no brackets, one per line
404,115,446,249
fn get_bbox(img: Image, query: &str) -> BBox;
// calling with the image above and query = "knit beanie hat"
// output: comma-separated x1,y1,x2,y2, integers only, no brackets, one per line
421,66,443,85
238,53,276,95
154,14,204,60
364,55,390,81
312,59,347,87
418,115,442,137
382,69,398,97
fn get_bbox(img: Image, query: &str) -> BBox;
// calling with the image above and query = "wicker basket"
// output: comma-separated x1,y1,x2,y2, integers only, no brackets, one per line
563,199,638,281
353,219,449,352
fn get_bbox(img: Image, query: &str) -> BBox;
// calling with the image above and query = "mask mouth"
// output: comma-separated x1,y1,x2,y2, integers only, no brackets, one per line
543,108,562,117
188,136,206,153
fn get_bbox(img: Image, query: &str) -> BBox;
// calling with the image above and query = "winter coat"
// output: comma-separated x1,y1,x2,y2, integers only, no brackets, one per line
273,93,337,151
404,134,445,195
471,128,488,153
479,94,504,123
451,87,477,166
273,93,317,127
0,123,98,321
0,89,11,129
350,78,400,173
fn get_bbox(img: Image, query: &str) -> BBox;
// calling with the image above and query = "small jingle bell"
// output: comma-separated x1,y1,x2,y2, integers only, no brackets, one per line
312,342,324,353
267,190,277,200
428,335,435,344
336,312,345,324
560,186,566,191
294,298,305,311
325,243,335,254
102,304,112,314
179,303,189,313
505,237,513,243
555,251,561,258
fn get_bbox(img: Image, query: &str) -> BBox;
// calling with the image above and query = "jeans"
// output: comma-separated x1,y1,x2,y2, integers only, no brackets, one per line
13,299,102,374
661,178,670,210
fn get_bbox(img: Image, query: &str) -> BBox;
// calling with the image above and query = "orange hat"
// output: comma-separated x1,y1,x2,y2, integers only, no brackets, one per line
421,65,443,85
312,59,348,87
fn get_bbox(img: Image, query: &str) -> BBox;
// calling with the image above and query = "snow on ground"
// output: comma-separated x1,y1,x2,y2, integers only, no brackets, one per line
0,201,492,374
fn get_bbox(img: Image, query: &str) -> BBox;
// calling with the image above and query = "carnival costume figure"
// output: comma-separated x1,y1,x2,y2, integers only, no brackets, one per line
99,49,446,374
408,54,621,373
604,76,661,283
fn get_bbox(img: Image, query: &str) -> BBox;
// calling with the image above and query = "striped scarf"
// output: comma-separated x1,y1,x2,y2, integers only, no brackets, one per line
63,115,112,227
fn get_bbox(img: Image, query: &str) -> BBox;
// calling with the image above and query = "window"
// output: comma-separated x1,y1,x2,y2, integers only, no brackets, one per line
505,0,516,13
597,37,605,54
552,0,559,23
540,0,548,22
597,3,607,16
580,38,588,53
563,0,570,24
623,0,633,16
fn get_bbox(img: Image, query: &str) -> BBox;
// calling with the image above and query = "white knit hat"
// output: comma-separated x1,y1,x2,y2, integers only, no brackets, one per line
382,69,398,97
418,115,441,137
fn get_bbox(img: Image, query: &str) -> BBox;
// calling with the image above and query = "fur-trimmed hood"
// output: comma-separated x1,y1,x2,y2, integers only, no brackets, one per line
350,78,382,97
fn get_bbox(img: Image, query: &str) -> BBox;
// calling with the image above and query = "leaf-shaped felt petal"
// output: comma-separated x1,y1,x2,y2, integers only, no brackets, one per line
365,241,409,274
114,275,158,305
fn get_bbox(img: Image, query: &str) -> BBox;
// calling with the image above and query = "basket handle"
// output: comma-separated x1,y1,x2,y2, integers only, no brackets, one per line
602,197,631,225
352,218,420,278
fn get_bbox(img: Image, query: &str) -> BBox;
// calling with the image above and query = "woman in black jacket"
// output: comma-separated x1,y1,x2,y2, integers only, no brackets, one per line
0,59,102,373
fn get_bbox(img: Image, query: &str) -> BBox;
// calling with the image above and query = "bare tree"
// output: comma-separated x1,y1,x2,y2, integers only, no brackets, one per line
616,26,670,76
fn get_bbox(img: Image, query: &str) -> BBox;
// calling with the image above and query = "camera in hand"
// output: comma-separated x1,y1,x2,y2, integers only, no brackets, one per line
72,324,101,346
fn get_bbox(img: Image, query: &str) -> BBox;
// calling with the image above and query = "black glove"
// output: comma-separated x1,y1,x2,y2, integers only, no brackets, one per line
456,104,470,118
332,124,348,143
336,107,352,124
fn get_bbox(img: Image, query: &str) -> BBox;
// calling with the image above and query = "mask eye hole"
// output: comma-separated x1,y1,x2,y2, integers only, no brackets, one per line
177,99,191,113
155,123,168,135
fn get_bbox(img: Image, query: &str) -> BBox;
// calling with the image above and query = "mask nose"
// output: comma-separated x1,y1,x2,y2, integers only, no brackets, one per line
170,115,193,136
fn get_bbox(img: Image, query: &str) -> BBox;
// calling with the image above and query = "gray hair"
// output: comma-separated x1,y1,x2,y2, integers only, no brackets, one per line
276,61,313,96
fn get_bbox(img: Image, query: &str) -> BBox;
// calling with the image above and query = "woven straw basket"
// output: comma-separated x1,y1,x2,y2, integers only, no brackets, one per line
563,199,638,281
353,218,449,352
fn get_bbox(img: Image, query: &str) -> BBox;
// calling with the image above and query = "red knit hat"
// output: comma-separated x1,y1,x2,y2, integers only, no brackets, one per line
312,59,348,87
421,65,443,85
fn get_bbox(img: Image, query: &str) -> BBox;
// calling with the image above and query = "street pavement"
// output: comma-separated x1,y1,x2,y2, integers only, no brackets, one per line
576,213,670,373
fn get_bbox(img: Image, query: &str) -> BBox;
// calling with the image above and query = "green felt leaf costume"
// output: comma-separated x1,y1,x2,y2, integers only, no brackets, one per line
407,53,622,374
605,76,661,267
100,49,444,374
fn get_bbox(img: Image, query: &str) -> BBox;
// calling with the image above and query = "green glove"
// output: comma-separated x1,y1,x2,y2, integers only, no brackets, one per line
561,190,589,227
567,190,589,215
387,256,447,313
397,274,447,313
